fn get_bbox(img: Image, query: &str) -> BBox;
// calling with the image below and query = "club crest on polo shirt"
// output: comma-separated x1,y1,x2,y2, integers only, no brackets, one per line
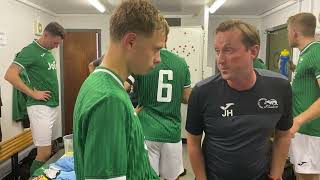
48,61,56,70
220,103,235,117
257,98,278,109
299,57,304,64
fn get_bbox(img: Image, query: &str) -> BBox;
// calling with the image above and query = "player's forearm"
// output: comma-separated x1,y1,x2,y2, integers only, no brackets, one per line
270,130,291,178
182,87,192,104
295,98,320,125
182,96,188,104
187,134,207,180
188,145,207,180
5,72,34,97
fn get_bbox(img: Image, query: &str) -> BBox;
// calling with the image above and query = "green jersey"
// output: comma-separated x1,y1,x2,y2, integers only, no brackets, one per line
136,49,191,143
253,58,267,69
12,69,30,122
13,40,59,107
292,41,320,137
73,67,158,180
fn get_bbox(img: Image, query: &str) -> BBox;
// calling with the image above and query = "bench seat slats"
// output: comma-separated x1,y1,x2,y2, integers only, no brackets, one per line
0,129,33,161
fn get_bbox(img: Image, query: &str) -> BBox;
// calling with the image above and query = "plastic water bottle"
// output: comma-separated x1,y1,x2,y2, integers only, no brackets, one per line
279,49,290,77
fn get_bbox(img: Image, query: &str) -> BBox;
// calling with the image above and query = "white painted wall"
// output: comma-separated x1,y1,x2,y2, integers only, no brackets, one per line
56,14,111,54
0,2,113,143
0,0,62,141
314,1,320,28
206,0,320,71
181,8,205,27
0,0,61,178
180,7,215,78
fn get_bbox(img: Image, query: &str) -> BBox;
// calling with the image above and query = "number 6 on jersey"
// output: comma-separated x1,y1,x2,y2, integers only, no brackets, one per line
157,70,173,102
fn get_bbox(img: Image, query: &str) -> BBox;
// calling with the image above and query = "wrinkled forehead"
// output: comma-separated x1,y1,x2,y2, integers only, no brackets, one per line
214,29,243,47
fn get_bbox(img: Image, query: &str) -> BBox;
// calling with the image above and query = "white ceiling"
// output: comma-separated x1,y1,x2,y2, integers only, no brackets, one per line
215,0,294,15
24,0,294,16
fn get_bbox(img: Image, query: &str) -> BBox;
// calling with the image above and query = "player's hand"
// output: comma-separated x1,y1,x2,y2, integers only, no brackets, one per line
135,105,143,114
290,118,303,138
32,88,51,101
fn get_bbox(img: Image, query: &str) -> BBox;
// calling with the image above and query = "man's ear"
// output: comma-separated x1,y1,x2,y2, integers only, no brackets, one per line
292,27,299,39
43,31,49,38
250,44,260,59
293,30,299,39
122,32,137,49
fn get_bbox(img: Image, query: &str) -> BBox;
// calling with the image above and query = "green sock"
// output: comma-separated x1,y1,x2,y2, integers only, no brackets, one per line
30,160,45,176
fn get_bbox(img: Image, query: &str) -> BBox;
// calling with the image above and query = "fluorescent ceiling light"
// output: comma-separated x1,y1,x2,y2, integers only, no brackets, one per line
88,0,106,13
209,0,226,14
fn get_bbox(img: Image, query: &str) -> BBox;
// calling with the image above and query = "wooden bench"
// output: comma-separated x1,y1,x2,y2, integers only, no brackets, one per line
0,128,33,179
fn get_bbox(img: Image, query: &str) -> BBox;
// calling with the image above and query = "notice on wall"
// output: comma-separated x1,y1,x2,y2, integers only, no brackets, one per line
166,27,204,87
0,32,7,47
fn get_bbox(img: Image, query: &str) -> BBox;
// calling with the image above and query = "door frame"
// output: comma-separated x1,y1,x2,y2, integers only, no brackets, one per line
59,29,101,135
265,24,288,69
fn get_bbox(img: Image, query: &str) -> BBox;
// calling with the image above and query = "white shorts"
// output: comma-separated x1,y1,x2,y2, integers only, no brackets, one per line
145,140,184,180
27,105,58,146
289,132,320,174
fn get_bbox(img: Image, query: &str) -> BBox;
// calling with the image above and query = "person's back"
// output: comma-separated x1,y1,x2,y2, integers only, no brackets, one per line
136,49,191,143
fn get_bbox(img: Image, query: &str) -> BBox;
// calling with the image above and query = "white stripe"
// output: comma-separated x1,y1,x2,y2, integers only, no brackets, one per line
127,75,135,84
33,40,48,51
93,69,124,88
86,176,126,180
13,61,25,69
316,75,320,79
184,84,191,88
25,73,31,84
300,41,320,55
96,33,99,59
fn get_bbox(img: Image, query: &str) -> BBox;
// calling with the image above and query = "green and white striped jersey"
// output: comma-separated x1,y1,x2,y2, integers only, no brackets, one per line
292,41,320,137
136,49,191,143
73,67,159,180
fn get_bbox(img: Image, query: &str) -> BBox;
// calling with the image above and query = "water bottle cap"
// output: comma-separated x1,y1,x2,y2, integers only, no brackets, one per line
280,49,289,56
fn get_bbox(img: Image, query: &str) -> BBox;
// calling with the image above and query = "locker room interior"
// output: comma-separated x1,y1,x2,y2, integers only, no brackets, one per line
1,0,320,179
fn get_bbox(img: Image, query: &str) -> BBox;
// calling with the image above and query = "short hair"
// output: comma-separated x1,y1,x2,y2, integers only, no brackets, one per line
216,19,260,49
160,15,170,37
287,12,316,37
109,0,163,41
44,22,65,39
